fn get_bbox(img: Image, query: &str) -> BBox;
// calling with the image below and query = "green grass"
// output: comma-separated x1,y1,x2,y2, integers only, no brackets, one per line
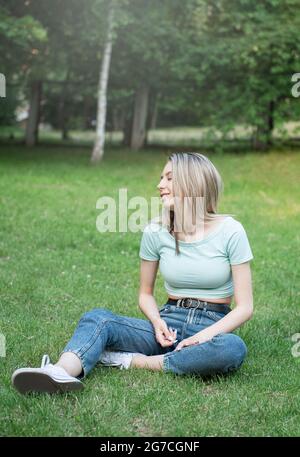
0,145,299,437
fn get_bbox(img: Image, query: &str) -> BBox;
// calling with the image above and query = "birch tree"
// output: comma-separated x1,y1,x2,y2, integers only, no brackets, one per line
91,1,114,164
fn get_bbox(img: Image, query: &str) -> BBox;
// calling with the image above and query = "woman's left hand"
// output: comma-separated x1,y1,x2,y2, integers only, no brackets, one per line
174,333,212,351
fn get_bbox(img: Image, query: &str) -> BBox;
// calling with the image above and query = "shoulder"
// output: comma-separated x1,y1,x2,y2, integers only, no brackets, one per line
139,219,163,260
142,218,163,234
223,216,248,235
222,216,252,248
222,217,253,263
140,219,166,248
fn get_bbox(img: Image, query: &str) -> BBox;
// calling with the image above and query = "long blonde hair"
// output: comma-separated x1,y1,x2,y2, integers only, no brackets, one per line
156,152,227,255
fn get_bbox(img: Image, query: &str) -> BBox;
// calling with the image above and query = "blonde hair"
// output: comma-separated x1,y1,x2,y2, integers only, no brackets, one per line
156,152,228,255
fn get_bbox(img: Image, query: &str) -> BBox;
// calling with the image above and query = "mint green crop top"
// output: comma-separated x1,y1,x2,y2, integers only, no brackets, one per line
139,216,254,299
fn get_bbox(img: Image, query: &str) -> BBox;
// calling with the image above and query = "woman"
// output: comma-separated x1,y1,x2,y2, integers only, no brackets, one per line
12,152,254,394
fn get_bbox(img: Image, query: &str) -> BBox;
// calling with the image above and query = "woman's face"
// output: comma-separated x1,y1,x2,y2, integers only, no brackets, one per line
157,161,174,209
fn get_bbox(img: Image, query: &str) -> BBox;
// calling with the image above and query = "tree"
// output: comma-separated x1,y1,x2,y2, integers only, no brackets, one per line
108,0,198,149
190,0,300,149
0,2,47,137
2,0,299,152
91,1,115,164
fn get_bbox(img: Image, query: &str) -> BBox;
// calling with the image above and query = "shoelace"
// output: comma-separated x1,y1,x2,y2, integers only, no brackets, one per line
39,354,79,381
41,354,51,368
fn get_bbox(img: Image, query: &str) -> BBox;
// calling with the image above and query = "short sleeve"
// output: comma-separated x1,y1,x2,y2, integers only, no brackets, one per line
226,222,254,265
139,224,160,261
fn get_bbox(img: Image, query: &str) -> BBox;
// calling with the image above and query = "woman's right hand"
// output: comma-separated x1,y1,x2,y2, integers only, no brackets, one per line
152,318,177,348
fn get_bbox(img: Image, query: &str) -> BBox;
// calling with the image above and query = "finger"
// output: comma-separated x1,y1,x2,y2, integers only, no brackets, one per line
158,337,169,347
167,327,177,341
161,322,172,338
170,327,177,337
155,331,165,345
161,339,175,348
161,329,173,341
157,333,173,347
175,339,190,351
163,338,174,346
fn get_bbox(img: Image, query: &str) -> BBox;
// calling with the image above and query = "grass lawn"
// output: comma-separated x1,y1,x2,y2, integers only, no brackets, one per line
0,144,299,437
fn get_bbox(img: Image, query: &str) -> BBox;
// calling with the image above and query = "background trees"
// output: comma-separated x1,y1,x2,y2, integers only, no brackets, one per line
1,0,299,156
191,0,300,149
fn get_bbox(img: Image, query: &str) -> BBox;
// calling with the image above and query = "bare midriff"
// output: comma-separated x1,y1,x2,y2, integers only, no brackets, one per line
168,295,232,305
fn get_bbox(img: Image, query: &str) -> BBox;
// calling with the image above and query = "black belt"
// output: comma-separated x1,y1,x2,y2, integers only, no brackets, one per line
167,297,231,315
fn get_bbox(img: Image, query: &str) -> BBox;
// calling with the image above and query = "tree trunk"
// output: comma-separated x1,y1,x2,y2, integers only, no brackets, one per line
62,123,69,140
58,90,69,140
112,108,118,131
118,108,126,131
122,104,134,147
252,101,275,150
83,96,92,129
59,72,71,140
25,80,42,147
149,91,160,130
267,100,274,145
112,107,125,131
91,3,114,164
130,84,149,150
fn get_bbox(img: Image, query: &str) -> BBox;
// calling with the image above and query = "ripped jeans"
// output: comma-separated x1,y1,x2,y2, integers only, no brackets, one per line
60,303,247,378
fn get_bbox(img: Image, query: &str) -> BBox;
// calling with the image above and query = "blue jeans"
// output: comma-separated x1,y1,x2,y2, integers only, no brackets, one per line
60,304,247,378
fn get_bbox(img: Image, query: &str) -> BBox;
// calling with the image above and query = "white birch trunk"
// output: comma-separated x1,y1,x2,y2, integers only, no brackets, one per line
91,3,114,163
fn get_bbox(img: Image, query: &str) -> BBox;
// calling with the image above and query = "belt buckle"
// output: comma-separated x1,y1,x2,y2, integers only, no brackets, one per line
176,299,182,308
194,298,201,309
182,298,189,308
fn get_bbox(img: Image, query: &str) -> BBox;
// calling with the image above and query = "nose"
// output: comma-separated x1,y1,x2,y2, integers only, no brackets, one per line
157,178,164,191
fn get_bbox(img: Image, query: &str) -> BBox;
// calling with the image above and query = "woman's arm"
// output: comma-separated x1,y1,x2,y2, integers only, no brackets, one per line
175,262,253,350
138,259,161,323
138,259,175,347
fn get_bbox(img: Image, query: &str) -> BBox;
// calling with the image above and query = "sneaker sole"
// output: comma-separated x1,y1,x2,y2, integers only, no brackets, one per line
98,362,122,368
12,369,84,394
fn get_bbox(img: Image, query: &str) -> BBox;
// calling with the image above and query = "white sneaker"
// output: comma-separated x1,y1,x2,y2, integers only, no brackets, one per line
12,354,84,394
99,350,141,370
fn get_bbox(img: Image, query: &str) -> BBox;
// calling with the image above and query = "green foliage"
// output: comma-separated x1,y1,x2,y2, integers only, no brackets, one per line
189,0,300,145
0,83,21,125
0,11,46,45
1,0,300,147
0,4,47,76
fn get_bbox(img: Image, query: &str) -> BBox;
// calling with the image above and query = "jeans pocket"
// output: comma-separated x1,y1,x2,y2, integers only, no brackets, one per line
204,309,225,322
159,304,172,314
